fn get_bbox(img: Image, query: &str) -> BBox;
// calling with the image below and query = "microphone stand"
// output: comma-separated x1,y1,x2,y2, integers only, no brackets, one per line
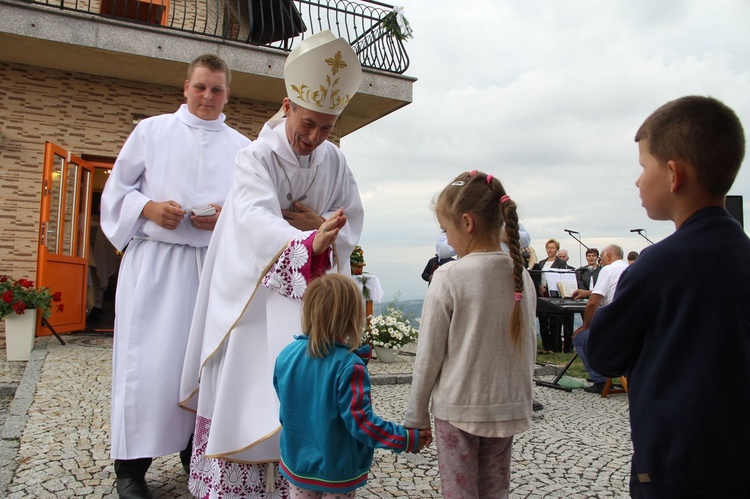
563,229,591,251
631,228,654,245
563,229,591,266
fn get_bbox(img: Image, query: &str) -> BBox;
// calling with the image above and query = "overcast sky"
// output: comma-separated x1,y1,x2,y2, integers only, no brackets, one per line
342,0,750,301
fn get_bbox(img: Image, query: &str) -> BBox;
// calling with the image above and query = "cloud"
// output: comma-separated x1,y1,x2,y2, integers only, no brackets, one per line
344,0,750,300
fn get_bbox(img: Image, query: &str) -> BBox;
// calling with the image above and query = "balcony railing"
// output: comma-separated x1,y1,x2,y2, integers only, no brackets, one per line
21,0,411,74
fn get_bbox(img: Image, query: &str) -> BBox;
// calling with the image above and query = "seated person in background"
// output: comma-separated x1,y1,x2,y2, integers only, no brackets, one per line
627,250,639,264
570,244,628,393
576,247,601,291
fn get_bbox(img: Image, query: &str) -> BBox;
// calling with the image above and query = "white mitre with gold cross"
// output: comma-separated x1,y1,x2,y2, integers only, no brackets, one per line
284,30,363,116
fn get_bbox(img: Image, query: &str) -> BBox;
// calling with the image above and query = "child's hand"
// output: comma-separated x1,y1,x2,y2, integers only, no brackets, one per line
312,208,347,255
416,428,432,452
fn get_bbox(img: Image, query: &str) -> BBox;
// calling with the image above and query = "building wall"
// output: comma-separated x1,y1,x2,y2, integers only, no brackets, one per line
0,60,342,325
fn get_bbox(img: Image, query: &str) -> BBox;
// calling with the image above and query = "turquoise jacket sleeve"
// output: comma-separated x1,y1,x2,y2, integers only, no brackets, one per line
337,363,419,453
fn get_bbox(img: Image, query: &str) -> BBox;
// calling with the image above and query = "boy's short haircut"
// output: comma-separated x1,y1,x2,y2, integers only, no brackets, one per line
187,54,232,86
634,95,745,196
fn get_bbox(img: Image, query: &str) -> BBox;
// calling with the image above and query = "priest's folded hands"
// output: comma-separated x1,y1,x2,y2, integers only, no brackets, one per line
282,200,329,230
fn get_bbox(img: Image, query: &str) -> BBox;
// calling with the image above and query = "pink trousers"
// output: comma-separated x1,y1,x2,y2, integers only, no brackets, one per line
434,418,513,499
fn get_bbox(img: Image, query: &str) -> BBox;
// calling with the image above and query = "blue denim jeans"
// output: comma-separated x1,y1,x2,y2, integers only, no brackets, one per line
573,329,607,384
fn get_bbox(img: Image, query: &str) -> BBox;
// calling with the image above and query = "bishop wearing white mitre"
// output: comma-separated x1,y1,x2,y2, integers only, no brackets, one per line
179,31,364,498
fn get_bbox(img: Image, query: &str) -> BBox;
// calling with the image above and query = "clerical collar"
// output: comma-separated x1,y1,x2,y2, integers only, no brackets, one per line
294,152,311,169
176,104,227,131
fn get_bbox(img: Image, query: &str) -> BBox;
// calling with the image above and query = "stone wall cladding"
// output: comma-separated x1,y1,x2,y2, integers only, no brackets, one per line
1,60,341,335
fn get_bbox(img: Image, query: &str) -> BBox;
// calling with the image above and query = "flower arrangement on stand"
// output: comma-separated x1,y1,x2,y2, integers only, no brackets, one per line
350,245,366,276
1,275,63,320
364,301,419,362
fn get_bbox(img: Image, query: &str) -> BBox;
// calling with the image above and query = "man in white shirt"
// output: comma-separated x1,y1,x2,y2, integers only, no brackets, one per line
571,244,628,393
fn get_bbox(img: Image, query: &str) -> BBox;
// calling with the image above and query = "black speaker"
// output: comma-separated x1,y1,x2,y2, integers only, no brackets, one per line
726,195,744,228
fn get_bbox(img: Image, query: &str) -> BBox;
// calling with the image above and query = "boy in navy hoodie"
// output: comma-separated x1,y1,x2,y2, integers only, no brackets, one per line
587,96,749,498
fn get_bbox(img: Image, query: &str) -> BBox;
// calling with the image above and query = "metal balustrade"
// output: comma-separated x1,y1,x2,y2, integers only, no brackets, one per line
21,0,411,73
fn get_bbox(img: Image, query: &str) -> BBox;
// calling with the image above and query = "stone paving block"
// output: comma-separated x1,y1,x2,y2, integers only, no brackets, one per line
0,334,635,497
1,416,27,440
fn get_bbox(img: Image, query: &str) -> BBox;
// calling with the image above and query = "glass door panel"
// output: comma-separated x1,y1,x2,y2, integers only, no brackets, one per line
38,143,94,334
62,162,78,256
47,154,65,254
75,168,91,259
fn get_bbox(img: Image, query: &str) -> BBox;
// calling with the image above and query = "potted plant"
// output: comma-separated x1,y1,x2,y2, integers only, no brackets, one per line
364,303,418,362
1,275,63,361
350,245,366,276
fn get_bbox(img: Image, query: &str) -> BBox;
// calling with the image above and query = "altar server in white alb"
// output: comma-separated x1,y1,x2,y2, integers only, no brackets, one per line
179,31,364,498
101,54,250,499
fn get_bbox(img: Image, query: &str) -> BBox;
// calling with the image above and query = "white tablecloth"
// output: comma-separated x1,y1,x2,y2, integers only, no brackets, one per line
353,274,384,303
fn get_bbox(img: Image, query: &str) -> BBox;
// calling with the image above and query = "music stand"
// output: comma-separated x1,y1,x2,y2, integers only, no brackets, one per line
536,353,578,392
534,297,586,391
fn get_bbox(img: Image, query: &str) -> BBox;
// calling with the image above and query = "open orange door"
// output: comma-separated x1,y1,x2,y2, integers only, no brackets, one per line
36,143,94,334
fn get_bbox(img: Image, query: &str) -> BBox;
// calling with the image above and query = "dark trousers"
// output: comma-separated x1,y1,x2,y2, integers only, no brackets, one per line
114,435,193,479
114,458,152,479
538,313,559,351
539,314,572,352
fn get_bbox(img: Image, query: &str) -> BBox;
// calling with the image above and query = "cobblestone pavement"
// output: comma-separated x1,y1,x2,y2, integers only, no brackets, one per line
0,334,631,498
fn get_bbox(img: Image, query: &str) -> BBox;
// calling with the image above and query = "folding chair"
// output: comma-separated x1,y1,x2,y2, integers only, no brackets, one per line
601,376,628,398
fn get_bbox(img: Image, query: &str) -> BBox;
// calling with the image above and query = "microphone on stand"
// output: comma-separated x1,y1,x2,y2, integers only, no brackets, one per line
631,228,655,245
563,228,590,262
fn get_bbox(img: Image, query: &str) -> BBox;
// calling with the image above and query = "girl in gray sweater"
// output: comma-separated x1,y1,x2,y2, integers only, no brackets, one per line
405,170,537,498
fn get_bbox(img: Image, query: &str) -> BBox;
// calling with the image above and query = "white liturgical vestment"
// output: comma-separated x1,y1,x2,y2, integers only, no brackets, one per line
180,116,364,464
101,104,249,459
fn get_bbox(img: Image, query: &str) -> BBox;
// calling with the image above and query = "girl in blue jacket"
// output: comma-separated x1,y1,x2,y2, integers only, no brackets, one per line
273,273,429,498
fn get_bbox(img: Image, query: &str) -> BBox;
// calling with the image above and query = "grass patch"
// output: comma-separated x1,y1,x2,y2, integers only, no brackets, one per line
536,349,588,379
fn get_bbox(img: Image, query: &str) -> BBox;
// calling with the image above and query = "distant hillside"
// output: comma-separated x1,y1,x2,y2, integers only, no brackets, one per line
373,298,583,336
373,299,424,329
